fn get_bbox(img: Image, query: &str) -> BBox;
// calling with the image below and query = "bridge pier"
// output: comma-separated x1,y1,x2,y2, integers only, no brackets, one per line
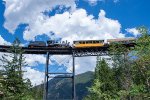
72,55,76,100
43,52,50,100
43,53,76,100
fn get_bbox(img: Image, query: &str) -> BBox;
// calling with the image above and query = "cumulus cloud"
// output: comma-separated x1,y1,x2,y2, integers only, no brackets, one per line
24,54,47,66
3,0,76,33
75,57,96,74
51,55,96,74
23,9,124,42
126,28,140,36
4,0,124,41
23,67,44,86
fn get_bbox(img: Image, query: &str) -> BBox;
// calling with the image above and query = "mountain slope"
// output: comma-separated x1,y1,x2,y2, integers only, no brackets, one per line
47,71,94,100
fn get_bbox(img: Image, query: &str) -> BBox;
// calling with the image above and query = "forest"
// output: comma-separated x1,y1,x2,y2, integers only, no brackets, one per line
85,27,150,100
0,27,150,100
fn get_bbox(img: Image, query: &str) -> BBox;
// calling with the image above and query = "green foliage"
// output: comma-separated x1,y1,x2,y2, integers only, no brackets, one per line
85,59,118,100
32,82,44,100
0,38,34,99
84,26,150,100
84,79,114,100
132,26,150,97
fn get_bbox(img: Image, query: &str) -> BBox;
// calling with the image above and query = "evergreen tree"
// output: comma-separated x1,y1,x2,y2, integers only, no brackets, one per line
85,59,116,100
131,26,150,98
0,70,4,99
95,59,114,93
85,26,150,100
0,38,33,99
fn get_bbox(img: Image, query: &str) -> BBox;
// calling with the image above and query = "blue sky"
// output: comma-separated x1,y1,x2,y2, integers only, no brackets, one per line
0,0,150,85
0,0,150,43
78,0,150,28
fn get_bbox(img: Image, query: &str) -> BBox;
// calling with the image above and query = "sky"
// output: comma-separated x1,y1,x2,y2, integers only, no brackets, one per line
0,0,150,85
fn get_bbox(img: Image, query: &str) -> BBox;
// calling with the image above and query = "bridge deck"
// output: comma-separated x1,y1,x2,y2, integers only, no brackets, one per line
0,44,135,56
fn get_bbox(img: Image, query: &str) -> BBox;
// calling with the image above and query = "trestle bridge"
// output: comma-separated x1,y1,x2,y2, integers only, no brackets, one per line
0,44,134,100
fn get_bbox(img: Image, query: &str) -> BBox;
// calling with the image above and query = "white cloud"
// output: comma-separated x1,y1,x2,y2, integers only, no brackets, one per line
23,9,124,42
4,0,124,42
126,28,140,36
51,55,96,74
24,54,47,66
3,0,76,33
75,57,96,74
23,67,44,86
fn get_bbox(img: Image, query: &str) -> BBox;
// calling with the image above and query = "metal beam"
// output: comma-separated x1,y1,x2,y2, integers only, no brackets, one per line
72,56,76,100
49,76,73,78
43,52,50,100
48,72,73,74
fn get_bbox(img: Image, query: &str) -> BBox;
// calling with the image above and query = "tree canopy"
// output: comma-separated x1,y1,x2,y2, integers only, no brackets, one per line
85,27,150,100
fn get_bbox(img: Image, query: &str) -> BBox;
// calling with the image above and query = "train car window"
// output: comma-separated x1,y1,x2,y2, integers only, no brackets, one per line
96,41,99,43
76,41,80,44
89,41,92,43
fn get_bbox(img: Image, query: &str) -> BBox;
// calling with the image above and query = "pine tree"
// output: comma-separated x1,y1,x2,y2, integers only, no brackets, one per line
0,70,4,99
85,58,116,100
0,38,33,99
109,41,136,99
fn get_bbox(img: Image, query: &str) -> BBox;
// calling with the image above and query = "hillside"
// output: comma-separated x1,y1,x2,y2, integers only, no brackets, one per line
37,71,94,100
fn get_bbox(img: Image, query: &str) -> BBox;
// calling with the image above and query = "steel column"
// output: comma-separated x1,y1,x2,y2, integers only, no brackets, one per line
43,52,50,100
72,56,76,100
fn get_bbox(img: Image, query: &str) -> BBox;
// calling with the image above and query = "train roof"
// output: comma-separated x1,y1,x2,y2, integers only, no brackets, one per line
107,37,135,42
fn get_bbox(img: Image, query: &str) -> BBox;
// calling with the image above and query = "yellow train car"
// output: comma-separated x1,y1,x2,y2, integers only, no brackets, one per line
73,40,104,48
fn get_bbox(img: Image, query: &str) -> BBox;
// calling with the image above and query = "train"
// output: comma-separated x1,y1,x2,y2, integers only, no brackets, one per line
28,37,136,48
28,40,70,48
